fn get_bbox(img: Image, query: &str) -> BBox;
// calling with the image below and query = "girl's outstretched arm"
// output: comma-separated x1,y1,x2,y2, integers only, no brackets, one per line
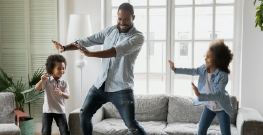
168,60,205,76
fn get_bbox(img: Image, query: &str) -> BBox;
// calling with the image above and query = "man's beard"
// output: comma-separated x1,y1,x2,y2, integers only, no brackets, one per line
117,24,133,33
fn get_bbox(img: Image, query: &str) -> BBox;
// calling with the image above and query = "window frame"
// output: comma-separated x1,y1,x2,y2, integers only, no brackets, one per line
103,0,242,98
105,0,171,94
170,0,237,96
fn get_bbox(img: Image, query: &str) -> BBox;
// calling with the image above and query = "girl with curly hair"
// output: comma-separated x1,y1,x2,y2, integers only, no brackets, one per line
168,39,234,135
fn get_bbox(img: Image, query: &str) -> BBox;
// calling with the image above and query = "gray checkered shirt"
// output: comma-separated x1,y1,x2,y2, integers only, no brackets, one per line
76,25,144,92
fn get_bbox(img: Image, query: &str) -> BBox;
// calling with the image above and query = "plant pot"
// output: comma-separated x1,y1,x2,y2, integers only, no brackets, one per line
19,117,35,135
14,110,35,135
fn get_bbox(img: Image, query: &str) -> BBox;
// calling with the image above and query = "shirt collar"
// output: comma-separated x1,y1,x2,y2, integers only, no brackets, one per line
115,25,135,35
213,68,220,75
49,76,62,82
126,25,135,34
206,68,220,75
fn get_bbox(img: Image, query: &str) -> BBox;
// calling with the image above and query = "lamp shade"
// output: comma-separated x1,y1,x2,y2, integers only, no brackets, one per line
66,15,92,105
67,14,91,69
67,14,92,44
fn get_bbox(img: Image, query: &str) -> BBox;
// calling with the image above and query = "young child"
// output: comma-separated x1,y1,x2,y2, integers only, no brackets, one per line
168,39,233,135
35,54,70,135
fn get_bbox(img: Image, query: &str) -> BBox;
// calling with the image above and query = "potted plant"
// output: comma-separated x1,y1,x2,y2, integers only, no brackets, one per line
254,0,263,31
0,67,45,135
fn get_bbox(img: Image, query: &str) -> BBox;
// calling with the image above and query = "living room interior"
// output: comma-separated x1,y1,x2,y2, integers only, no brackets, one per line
1,0,263,135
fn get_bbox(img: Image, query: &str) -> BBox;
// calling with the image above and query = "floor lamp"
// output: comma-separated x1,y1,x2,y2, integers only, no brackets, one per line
67,14,92,104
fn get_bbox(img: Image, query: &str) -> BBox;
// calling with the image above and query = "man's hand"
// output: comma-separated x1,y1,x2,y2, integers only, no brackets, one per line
41,74,48,82
52,39,63,53
191,82,200,97
168,60,175,71
73,43,91,57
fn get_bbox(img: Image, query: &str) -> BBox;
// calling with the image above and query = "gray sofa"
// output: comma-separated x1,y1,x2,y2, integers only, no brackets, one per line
69,94,263,135
0,92,20,135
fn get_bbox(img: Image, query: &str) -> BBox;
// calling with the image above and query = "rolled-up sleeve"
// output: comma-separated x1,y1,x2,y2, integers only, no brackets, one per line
76,27,110,47
64,81,70,94
114,33,144,58
41,79,47,91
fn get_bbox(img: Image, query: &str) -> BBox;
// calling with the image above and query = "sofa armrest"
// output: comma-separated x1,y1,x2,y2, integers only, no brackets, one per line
236,108,263,135
68,107,104,135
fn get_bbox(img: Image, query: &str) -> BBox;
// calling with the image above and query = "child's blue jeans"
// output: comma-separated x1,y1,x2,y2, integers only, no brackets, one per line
198,106,231,135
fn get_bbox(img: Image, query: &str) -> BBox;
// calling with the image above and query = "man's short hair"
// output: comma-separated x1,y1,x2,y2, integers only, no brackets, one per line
118,3,134,15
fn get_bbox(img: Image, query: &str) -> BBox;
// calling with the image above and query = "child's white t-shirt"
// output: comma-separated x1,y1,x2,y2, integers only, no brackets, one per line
204,73,223,111
41,76,70,113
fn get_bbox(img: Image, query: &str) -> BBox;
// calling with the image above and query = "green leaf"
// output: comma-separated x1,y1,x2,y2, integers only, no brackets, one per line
0,67,14,91
0,81,9,92
28,67,45,87
3,87,16,92
256,11,261,16
21,88,35,94
22,88,44,104
256,6,260,10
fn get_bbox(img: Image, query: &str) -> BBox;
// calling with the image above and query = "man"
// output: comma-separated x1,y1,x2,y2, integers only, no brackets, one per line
52,3,146,135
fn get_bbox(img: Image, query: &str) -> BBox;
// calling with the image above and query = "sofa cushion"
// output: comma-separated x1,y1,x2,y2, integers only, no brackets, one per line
0,92,15,123
163,122,238,135
167,95,238,124
103,94,169,121
168,95,205,124
93,118,168,135
0,124,20,135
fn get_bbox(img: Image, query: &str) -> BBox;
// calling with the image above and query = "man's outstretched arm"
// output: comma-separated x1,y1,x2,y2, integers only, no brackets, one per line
52,39,79,53
74,33,144,59
74,44,116,58
51,27,109,53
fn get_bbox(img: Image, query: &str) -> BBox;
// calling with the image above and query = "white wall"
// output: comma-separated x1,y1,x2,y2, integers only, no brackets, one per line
240,0,263,116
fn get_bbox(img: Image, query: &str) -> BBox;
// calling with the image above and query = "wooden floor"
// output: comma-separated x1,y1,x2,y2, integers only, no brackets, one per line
35,133,59,135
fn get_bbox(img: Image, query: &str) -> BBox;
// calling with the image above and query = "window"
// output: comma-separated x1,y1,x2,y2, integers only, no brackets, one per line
105,0,236,96
106,0,167,95
0,0,58,122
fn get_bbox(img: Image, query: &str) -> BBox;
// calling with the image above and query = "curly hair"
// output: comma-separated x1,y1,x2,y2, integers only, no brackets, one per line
45,54,67,75
208,39,234,74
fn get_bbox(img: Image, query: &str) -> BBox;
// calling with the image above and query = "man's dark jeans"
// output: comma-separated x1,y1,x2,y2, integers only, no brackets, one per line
79,83,146,135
